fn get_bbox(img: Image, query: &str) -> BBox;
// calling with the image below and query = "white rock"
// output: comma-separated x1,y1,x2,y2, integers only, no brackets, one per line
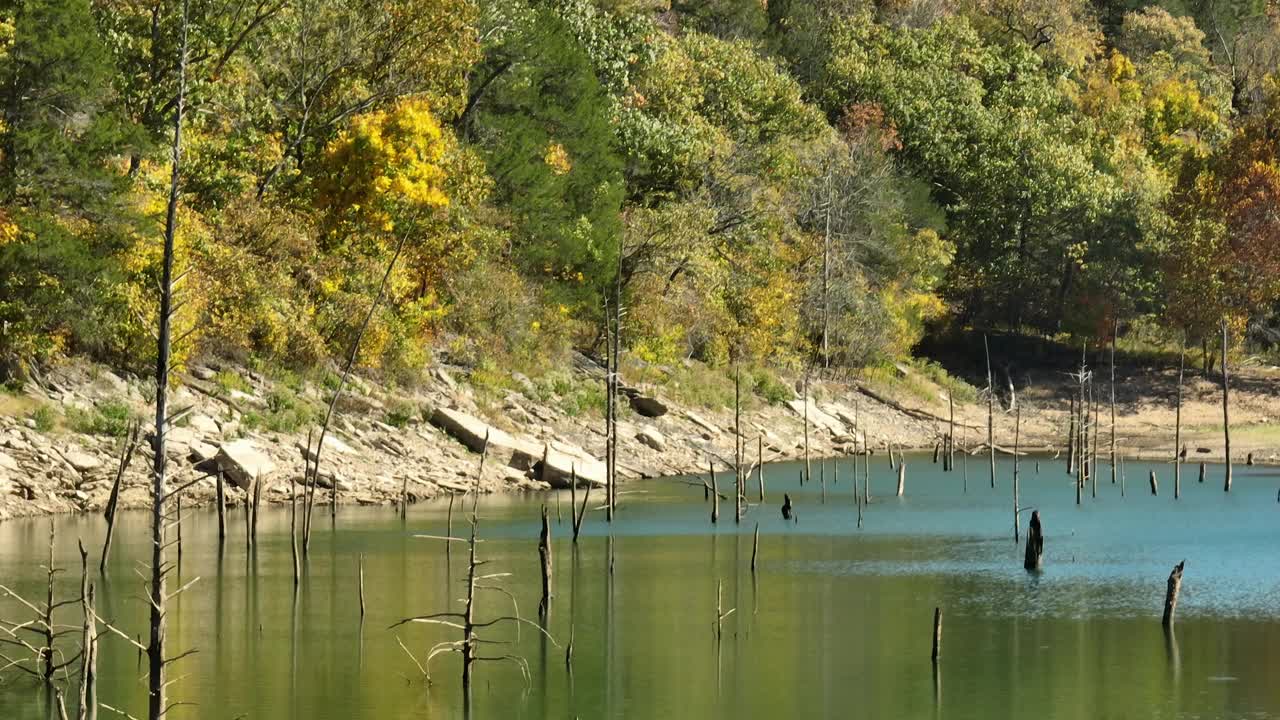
64,450,102,473
214,439,277,489
429,407,542,469
636,426,666,451
192,366,218,381
787,399,845,434
295,434,355,461
189,414,220,436
189,441,219,463
535,446,606,489
0,451,18,472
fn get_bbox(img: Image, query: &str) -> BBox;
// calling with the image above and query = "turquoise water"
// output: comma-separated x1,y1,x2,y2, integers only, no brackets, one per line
2,454,1279,719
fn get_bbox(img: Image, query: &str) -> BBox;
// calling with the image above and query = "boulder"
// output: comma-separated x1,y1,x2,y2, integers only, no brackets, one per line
189,441,219,464
191,366,218,381
636,426,665,451
685,411,721,435
64,450,102,473
429,407,542,469
188,414,220,436
296,434,356,462
534,446,606,488
629,394,669,418
214,439,277,489
0,451,18,472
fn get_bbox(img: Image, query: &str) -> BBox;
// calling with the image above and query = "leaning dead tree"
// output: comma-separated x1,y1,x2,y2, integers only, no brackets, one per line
392,454,557,702
101,421,141,574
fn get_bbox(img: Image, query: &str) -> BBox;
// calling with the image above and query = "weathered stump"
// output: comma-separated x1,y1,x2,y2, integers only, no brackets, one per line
896,462,906,497
1023,511,1043,571
1149,470,1158,496
1162,560,1185,628
931,607,942,663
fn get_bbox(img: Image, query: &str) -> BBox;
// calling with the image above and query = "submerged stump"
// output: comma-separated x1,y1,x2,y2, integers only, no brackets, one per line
1162,560,1185,628
1023,511,1043,571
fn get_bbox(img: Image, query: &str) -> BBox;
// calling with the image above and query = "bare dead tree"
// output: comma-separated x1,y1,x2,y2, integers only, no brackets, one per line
101,422,141,574
1024,511,1043,571
392,454,556,700
1175,334,1185,500
76,541,97,720
1110,323,1117,486
984,335,995,489
0,524,80,684
1013,404,1021,543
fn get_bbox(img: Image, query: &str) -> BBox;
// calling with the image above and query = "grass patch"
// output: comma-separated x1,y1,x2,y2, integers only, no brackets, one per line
242,388,318,434
385,398,419,428
66,399,136,437
215,369,252,395
28,403,58,433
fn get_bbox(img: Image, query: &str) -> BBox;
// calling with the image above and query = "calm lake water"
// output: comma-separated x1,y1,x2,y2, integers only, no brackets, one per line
3,453,1280,719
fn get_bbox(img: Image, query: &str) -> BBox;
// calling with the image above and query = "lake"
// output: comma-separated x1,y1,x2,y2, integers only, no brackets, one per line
2,453,1279,719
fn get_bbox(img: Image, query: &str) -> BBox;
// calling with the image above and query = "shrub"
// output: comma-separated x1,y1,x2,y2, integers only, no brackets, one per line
66,399,135,436
28,403,58,433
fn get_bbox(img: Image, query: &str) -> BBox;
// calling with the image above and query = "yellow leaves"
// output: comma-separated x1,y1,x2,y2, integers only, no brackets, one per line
0,210,17,246
1107,50,1136,83
318,98,452,231
544,142,572,175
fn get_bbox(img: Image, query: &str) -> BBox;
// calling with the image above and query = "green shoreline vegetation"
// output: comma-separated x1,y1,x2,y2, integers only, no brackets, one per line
1,0,1279,409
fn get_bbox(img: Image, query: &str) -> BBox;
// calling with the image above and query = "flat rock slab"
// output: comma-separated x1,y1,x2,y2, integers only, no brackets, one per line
215,439,277,489
429,407,542,470
787,399,845,434
64,450,102,473
636,426,665,451
535,446,606,489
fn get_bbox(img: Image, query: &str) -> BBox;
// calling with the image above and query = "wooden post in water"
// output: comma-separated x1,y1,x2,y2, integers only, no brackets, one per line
751,523,760,574
888,441,896,470
820,458,827,504
1067,392,1077,476
1013,404,1021,543
931,607,942,663
896,462,905,497
1149,470,1158,496
710,460,719,524
948,393,955,472
1023,511,1043,571
572,469,590,543
1090,377,1099,499
1198,462,1205,484
757,435,765,502
985,334,995,489
539,505,552,617
1221,318,1232,492
290,479,300,589
1162,560,1185,628
1110,324,1118,485
1175,335,1185,500
358,554,366,619
802,369,811,485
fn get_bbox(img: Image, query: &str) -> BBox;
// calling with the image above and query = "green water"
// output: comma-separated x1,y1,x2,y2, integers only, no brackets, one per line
3,454,1280,719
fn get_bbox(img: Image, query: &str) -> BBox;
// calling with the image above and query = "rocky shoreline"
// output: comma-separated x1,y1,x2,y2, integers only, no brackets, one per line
0,355,956,521
4,353,1277,522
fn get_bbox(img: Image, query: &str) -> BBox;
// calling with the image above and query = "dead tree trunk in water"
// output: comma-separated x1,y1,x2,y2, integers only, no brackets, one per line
757,435,765,502
1221,319,1232,492
1149,470,1158,496
947,393,955,472
101,422,139,574
1175,335,1185,500
985,334,995,489
147,1,189,712
1023,511,1043,571
538,505,552,617
710,461,719,524
1013,404,1021,543
896,462,905,497
930,607,942,663
1110,324,1117,485
1162,561,1185,628
1066,392,1077,476
77,542,97,720
802,369,811,485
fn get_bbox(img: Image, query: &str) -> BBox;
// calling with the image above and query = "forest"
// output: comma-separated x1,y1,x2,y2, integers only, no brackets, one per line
1,0,1279,382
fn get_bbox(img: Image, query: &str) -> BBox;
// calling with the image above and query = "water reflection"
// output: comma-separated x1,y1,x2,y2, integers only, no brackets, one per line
1,455,1279,720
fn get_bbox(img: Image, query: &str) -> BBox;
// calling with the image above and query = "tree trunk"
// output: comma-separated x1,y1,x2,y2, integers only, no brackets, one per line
538,505,552,616
985,335,995,489
1110,324,1117,485
1013,404,1021,543
1221,319,1232,492
1175,335,1185,500
148,0,189,712
931,607,942,663
896,462,905,497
